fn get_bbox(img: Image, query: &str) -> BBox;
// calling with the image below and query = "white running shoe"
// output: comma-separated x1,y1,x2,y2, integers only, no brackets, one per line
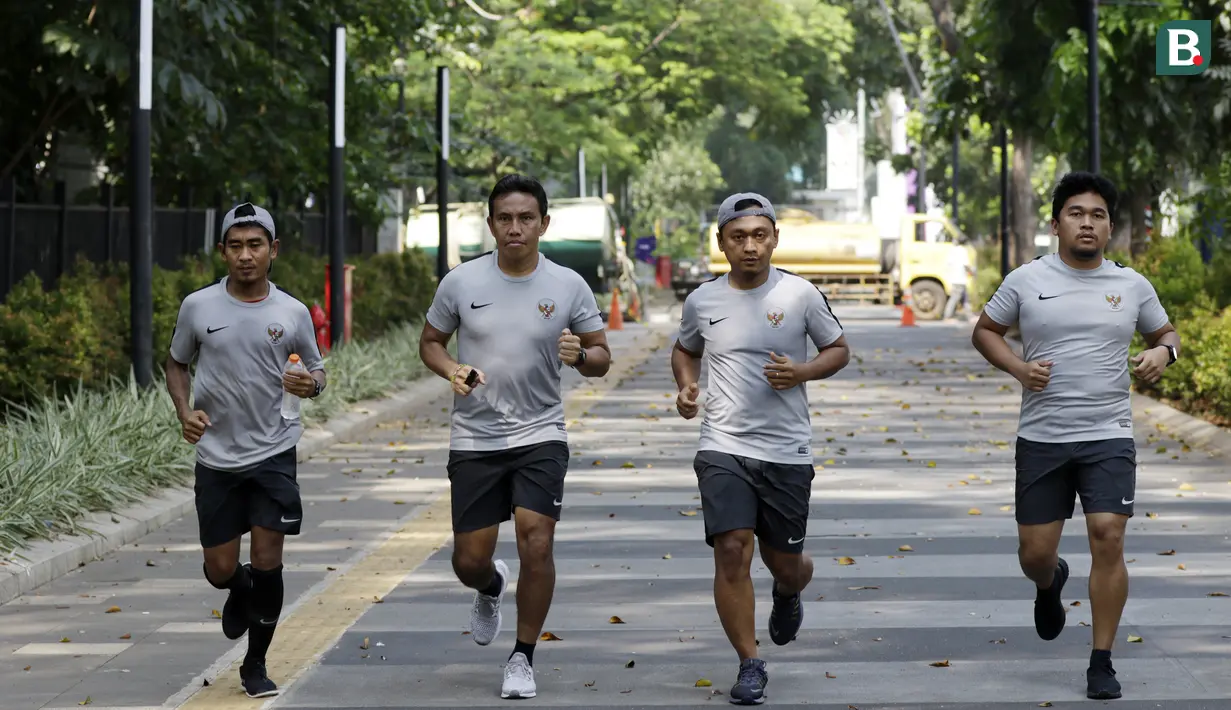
501,651,537,699
469,559,509,646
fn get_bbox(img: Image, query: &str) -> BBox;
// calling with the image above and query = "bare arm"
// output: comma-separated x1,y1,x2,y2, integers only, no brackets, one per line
1141,323,1180,356
971,312,1027,381
165,355,194,419
418,321,462,382
799,335,851,381
672,340,702,390
575,330,612,377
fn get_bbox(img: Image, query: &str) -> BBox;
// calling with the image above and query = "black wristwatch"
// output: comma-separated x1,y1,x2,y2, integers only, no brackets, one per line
312,379,325,398
572,348,587,368
1162,344,1178,366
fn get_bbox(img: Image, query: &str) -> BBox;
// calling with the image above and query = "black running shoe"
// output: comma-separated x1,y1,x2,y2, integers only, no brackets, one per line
769,583,803,646
728,658,767,705
222,563,251,640
240,662,280,698
1087,659,1122,699
1033,557,1069,641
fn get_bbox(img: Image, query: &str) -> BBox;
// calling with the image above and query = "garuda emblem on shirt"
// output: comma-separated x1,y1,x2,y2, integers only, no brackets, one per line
537,298,557,320
1105,293,1122,311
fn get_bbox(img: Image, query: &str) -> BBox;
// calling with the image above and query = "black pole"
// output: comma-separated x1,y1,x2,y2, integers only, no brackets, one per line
1087,0,1100,174
436,66,450,280
999,124,1010,277
329,24,346,348
55,180,68,281
129,0,153,388
951,124,959,228
103,181,115,262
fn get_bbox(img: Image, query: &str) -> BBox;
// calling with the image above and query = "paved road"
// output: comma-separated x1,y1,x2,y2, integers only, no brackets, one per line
5,307,1231,709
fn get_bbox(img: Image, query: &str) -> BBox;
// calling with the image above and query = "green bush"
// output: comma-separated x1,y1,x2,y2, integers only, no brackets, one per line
0,248,436,406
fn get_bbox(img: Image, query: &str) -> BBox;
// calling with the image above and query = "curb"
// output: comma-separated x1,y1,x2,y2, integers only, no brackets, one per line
0,374,452,607
1132,391,1231,461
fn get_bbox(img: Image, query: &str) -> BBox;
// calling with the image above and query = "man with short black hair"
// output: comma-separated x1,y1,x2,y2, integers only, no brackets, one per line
419,173,611,700
673,192,850,705
973,171,1180,700
166,202,326,699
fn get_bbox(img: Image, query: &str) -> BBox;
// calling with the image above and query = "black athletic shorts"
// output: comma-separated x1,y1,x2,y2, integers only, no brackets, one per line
447,441,569,533
194,447,303,549
1015,437,1137,525
693,450,815,554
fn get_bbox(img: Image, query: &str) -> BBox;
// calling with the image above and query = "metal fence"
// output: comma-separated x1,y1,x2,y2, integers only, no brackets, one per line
0,180,379,302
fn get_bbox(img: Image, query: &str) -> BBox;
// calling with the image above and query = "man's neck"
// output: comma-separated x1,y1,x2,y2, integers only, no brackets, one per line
227,276,270,301
728,268,771,291
1059,250,1103,271
497,250,539,277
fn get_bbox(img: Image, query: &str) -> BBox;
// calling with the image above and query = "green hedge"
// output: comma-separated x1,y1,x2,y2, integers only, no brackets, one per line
0,248,437,406
1122,236,1231,423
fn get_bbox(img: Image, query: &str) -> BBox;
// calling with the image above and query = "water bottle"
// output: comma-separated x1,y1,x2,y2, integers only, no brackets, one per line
281,353,306,420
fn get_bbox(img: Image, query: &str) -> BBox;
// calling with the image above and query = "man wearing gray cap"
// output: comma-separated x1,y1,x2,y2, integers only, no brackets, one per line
672,192,850,704
165,202,326,698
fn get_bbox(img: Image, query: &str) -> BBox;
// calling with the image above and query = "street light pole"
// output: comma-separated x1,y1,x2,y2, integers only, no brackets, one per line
328,24,346,348
1088,0,1101,174
999,124,1010,277
129,0,154,388
435,66,450,281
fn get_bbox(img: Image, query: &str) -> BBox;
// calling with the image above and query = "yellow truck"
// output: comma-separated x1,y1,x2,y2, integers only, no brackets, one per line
704,209,974,320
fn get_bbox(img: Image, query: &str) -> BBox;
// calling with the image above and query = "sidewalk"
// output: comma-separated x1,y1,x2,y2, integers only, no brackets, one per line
0,322,669,710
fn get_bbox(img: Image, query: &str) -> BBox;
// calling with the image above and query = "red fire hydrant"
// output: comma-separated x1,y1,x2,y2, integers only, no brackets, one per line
310,303,330,354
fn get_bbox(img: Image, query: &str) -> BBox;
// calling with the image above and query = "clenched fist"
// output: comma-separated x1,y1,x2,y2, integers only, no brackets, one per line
179,409,210,444
1014,359,1053,392
676,382,701,419
558,328,583,365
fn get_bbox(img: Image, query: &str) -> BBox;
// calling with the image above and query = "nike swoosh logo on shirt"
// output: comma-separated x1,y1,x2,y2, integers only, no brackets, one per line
1037,294,1064,300
709,317,729,325
471,302,493,309
206,326,229,334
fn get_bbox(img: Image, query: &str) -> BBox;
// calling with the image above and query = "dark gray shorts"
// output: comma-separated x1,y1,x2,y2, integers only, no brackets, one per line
1015,437,1137,525
447,441,569,533
693,450,814,554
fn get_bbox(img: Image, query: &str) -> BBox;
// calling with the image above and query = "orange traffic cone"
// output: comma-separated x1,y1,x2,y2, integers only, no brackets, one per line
899,292,917,327
608,289,624,330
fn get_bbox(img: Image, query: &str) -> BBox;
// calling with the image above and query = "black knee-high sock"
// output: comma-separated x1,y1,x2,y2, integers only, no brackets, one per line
244,565,284,669
205,561,251,592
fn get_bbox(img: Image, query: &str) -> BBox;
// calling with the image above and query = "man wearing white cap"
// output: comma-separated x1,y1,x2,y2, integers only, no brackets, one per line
166,202,326,698
671,192,850,704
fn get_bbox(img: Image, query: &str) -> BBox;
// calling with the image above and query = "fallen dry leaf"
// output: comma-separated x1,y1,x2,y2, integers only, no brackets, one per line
1127,634,1144,643
540,632,563,641
1207,592,1229,597
695,679,712,687
836,556,856,566
679,510,698,517
625,660,635,668
211,609,222,619
360,637,370,650
848,585,880,591
1070,601,1081,607
609,616,625,624
1000,505,1012,511
929,660,951,667
898,545,914,552
825,672,837,679
1178,564,1187,571
1146,512,1159,519
105,606,121,614
1179,483,1196,491
968,508,982,515
620,462,636,469
1039,703,1054,708
119,633,131,640
1159,549,1177,556
662,553,672,559
22,665,30,671
584,680,596,687
60,637,70,643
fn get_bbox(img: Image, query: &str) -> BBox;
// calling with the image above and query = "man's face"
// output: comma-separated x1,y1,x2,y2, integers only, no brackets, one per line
218,225,277,285
718,216,778,278
487,191,548,258
1052,191,1112,261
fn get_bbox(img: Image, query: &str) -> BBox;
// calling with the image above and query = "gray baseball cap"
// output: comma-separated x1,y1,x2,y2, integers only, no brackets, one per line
716,192,776,231
220,202,276,241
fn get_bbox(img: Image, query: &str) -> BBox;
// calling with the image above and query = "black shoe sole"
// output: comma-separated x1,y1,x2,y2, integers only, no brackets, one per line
1034,557,1069,641
769,594,802,646
1088,689,1122,700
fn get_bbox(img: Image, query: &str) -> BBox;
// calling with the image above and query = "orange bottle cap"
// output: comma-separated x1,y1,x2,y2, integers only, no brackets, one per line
289,353,301,362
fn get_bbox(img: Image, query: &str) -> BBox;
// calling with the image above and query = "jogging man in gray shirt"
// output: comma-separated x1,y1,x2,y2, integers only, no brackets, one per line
166,202,326,699
419,174,610,700
673,192,850,705
973,172,1180,701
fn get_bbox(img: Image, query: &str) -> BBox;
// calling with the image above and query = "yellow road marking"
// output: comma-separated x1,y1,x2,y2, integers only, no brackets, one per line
177,328,669,708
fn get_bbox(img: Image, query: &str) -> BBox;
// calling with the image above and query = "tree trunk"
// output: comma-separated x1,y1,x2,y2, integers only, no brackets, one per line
926,0,960,55
1129,188,1152,256
1010,132,1036,268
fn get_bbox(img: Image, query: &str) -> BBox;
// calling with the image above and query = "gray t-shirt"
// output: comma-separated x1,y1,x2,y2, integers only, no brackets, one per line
677,269,844,464
426,252,604,452
983,254,1170,443
170,277,325,472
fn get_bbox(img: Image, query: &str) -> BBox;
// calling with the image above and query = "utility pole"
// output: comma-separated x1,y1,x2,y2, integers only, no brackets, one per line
577,149,587,198
999,124,1010,277
129,0,153,388
1087,0,1101,173
435,66,450,280
952,125,960,227
874,0,927,214
328,24,347,348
